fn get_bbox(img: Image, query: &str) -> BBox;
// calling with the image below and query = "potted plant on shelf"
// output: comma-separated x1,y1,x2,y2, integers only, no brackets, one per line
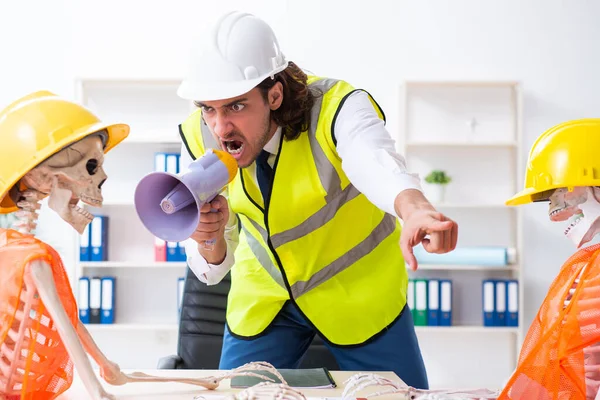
424,170,451,203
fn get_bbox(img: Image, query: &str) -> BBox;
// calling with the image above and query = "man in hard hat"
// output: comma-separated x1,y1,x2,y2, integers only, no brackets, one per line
177,11,458,389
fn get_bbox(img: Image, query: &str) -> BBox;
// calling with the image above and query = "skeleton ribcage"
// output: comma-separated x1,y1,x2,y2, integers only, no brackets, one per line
0,269,73,399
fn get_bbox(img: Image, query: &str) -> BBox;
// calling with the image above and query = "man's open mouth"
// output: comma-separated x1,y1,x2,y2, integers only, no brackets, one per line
223,140,244,155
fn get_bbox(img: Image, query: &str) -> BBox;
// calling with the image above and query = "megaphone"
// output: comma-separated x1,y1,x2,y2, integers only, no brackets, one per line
134,149,238,244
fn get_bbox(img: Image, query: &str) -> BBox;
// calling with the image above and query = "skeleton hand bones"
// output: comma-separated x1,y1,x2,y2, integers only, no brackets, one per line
341,373,500,400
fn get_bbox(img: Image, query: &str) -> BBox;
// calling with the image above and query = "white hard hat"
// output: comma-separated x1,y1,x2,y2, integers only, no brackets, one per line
178,11,289,102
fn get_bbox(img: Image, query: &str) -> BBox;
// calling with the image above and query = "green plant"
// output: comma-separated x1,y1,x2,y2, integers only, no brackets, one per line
424,170,451,185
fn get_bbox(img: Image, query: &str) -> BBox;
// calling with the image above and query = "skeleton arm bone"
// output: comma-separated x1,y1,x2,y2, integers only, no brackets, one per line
27,259,115,400
112,362,284,389
78,324,284,389
76,321,128,386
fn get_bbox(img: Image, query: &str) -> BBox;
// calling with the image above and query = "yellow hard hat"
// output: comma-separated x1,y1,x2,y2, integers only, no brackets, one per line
0,90,130,213
506,118,600,206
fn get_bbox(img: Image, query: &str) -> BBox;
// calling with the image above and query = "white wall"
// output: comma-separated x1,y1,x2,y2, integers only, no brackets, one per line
2,0,600,389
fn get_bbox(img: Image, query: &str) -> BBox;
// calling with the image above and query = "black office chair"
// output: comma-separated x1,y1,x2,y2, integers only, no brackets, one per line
157,268,339,370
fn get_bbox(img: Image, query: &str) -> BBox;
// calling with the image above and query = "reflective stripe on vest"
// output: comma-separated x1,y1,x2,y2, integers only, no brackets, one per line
241,219,286,289
198,79,390,299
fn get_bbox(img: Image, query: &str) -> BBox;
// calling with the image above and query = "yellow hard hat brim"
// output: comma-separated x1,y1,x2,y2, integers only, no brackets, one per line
505,188,536,206
506,186,563,206
0,121,129,214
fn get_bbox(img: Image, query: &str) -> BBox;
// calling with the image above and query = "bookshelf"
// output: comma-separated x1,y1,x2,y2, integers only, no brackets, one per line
71,78,195,369
55,77,523,389
399,80,523,389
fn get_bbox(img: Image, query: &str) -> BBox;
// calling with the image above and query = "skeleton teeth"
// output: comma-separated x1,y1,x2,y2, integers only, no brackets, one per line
69,204,94,220
80,194,101,205
564,214,583,235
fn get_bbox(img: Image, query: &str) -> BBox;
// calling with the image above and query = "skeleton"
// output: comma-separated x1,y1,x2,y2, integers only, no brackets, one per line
334,188,600,400
0,130,288,400
546,186,600,399
495,186,600,400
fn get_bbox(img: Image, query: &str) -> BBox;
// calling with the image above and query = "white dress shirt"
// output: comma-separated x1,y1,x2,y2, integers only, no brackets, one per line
179,90,422,285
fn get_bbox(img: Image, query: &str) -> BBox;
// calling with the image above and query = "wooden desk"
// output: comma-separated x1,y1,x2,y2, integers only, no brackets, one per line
57,369,403,400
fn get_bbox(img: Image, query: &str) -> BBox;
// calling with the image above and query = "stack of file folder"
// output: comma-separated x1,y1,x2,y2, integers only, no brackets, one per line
407,278,453,326
482,279,519,327
78,276,116,324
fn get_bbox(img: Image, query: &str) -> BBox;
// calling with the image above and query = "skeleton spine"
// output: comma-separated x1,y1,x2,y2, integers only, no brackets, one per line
12,191,41,235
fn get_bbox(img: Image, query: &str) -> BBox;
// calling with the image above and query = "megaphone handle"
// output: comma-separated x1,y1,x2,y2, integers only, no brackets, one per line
199,208,219,251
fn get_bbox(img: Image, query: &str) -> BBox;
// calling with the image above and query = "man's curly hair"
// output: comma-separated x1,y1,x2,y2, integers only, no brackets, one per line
257,61,320,140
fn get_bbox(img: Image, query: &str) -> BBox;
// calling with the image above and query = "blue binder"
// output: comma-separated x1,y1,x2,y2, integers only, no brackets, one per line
80,224,91,262
507,280,519,327
90,216,108,262
101,277,115,324
427,279,440,326
78,277,90,323
166,241,178,262
177,242,187,261
482,280,495,326
439,280,452,326
495,280,507,326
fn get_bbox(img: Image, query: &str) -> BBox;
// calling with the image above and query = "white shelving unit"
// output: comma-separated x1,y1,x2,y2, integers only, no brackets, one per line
61,77,523,386
399,80,523,389
72,78,195,369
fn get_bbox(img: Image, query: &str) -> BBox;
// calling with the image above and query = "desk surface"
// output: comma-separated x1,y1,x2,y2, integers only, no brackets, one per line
58,369,403,400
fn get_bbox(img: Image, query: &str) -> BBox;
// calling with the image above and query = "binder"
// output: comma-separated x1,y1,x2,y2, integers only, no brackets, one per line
101,277,115,324
154,152,166,172
177,277,185,313
78,277,90,323
482,280,495,327
90,215,108,262
80,224,91,262
414,279,428,326
427,279,440,326
166,241,179,262
495,280,507,326
439,280,452,326
507,280,519,327
407,279,415,320
154,153,167,262
89,277,102,324
177,241,187,261
155,237,167,262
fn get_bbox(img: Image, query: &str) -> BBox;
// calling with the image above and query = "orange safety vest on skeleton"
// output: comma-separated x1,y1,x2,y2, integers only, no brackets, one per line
0,228,78,400
499,243,600,399
179,76,409,346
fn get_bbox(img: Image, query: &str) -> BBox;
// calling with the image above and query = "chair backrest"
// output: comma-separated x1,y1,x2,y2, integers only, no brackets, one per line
177,268,339,370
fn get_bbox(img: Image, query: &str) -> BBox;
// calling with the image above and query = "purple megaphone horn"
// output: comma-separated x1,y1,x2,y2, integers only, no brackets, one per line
134,149,238,243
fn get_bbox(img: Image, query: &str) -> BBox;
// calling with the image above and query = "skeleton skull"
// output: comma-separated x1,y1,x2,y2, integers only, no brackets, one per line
546,186,600,248
11,132,107,234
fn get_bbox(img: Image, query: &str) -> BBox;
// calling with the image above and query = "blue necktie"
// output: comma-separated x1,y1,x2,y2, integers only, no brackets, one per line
256,150,273,204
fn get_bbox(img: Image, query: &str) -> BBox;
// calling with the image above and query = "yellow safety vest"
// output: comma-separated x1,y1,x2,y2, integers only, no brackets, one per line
179,76,408,346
